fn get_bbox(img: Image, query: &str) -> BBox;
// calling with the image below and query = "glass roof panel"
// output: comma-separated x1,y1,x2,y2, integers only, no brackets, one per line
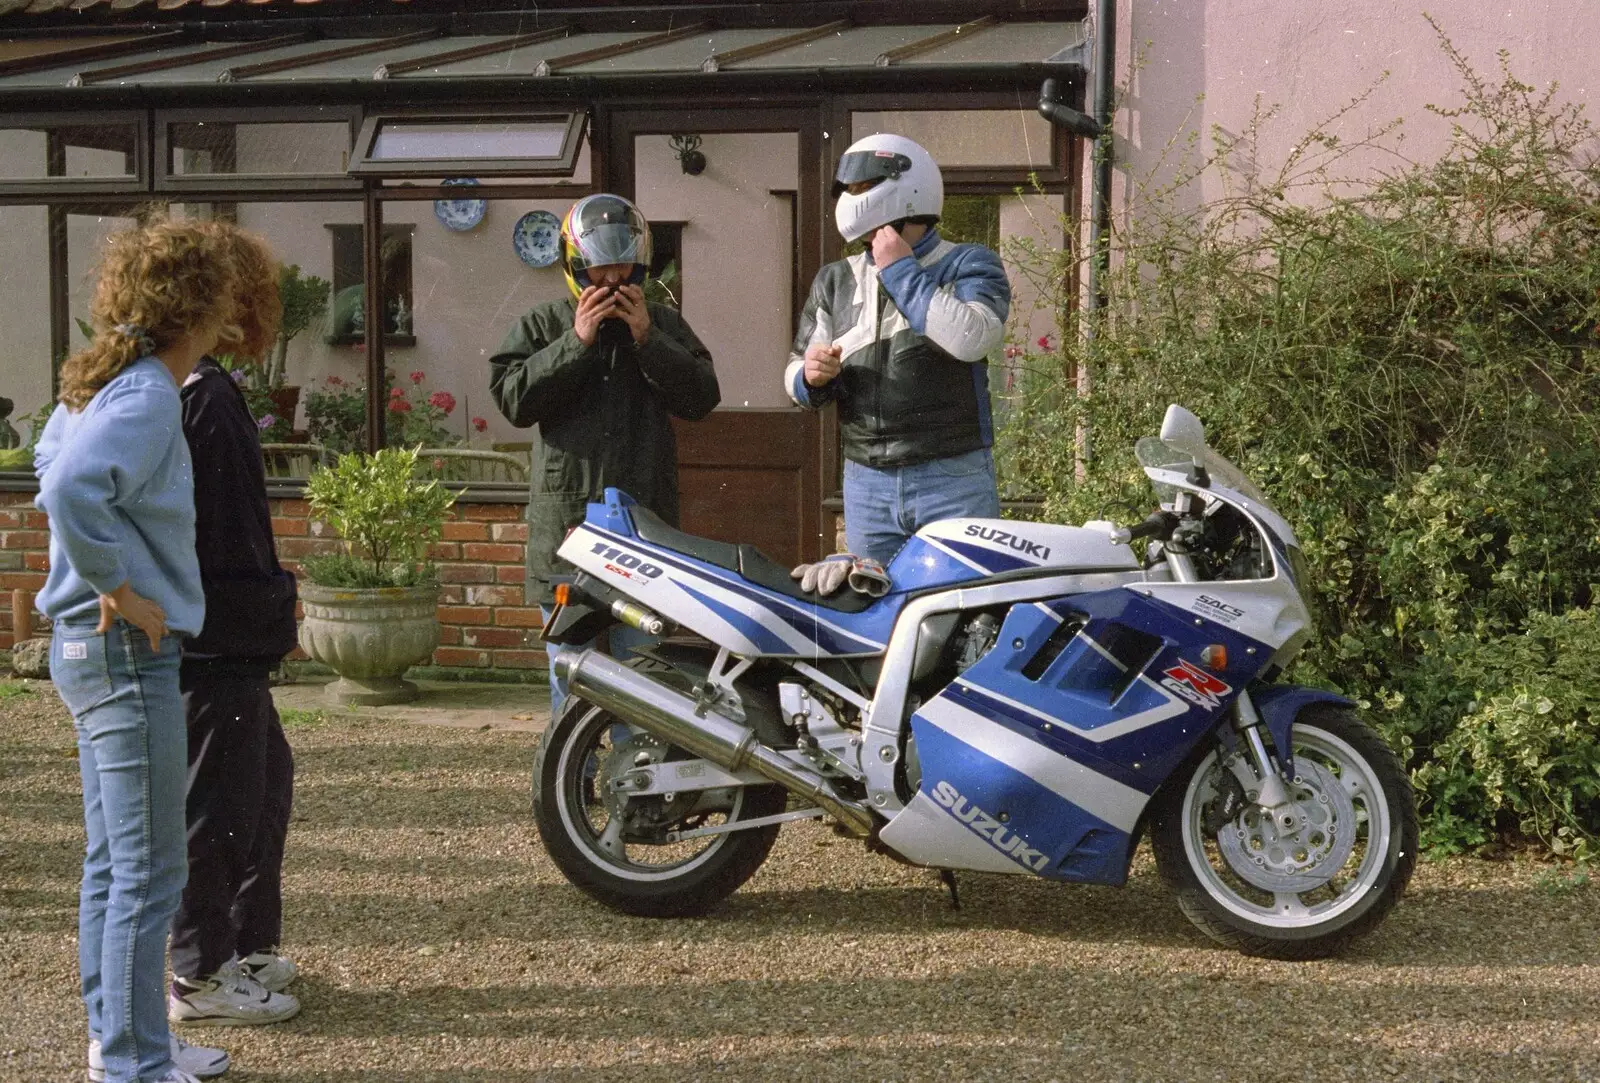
559,27,779,74
0,36,140,64
135,39,385,84
733,24,957,69
254,35,509,81
0,41,225,88
912,21,1088,65
400,31,642,77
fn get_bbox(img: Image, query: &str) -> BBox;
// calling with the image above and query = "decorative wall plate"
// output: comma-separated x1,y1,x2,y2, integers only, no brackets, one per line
434,178,486,232
512,209,562,268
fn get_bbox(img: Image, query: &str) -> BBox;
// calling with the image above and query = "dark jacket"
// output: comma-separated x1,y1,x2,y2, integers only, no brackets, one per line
178,358,299,670
785,231,1011,468
490,302,719,606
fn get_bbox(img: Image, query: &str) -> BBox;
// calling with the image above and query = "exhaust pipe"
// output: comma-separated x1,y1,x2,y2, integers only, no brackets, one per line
554,649,876,836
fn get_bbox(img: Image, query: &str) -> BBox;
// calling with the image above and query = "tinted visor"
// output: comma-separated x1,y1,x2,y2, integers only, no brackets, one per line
832,149,914,197
569,196,646,269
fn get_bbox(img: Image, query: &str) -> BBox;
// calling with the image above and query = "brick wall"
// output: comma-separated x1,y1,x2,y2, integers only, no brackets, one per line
0,491,547,675
0,493,50,649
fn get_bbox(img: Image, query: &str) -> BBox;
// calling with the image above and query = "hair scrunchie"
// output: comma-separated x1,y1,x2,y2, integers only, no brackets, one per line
112,323,156,356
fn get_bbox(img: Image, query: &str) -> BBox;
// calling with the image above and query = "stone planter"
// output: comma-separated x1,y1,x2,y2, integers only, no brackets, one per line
298,582,440,706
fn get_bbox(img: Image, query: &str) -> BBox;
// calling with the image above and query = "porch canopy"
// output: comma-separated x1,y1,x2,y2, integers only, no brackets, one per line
0,1,1086,561
0,3,1087,104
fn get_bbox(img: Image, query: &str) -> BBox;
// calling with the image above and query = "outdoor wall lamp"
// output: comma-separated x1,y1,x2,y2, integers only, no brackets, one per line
669,133,707,175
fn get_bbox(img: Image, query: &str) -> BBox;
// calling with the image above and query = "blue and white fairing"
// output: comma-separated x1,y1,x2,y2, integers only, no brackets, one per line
556,491,1140,659
879,430,1318,885
904,516,1140,579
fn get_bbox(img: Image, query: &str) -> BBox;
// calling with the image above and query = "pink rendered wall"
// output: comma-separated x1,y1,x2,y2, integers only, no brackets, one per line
1108,1,1595,212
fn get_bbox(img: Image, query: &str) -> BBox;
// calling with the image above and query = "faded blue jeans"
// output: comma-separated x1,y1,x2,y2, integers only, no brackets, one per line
52,620,187,1083
843,447,1001,566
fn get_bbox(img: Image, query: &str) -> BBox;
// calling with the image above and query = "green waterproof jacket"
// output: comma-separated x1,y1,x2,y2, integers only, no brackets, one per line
490,299,719,606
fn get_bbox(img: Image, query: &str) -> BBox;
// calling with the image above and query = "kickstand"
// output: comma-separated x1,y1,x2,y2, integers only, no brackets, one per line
938,868,961,911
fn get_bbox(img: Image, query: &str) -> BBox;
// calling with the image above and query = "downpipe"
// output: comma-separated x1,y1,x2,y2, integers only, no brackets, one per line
553,649,876,837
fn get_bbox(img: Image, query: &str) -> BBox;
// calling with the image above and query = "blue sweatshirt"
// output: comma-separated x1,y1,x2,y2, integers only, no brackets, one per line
34,356,205,636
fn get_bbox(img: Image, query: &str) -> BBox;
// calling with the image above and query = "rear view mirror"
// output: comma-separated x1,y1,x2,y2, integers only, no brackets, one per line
1160,405,1207,454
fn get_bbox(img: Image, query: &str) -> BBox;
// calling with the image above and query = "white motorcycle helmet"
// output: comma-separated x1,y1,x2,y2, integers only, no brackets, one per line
832,133,944,244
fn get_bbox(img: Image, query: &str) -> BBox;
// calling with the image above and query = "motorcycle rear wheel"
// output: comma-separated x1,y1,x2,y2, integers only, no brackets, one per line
1150,704,1417,959
532,692,788,917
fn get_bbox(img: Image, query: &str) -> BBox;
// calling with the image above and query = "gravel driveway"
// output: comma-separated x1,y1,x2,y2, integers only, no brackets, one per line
3,685,1597,1083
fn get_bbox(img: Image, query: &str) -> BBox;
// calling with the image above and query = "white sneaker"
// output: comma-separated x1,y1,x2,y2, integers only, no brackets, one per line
239,950,297,993
88,1034,229,1081
169,960,301,1026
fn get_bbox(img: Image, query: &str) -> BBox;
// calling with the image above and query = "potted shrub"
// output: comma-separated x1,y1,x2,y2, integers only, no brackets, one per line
264,264,332,425
298,446,456,705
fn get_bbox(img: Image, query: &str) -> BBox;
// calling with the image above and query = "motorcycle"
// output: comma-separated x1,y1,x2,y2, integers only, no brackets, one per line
531,405,1417,958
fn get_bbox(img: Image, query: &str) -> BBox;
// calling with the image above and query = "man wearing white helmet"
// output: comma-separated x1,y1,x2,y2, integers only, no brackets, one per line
785,133,1011,568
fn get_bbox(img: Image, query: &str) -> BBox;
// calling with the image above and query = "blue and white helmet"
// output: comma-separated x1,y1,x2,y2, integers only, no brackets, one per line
832,133,944,244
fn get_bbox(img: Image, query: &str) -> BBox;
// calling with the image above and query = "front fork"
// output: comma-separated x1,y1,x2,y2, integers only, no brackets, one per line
1230,690,1304,836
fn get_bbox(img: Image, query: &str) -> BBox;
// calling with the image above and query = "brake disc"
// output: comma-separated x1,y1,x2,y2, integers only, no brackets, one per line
1216,759,1357,893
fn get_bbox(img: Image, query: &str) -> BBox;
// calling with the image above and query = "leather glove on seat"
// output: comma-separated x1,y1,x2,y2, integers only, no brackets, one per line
790,554,891,597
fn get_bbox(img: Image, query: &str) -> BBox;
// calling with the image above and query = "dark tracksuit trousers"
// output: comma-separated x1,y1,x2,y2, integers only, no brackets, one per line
171,358,300,980
169,663,294,978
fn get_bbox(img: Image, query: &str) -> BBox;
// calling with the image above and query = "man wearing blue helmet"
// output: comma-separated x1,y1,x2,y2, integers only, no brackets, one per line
491,193,719,712
786,133,1011,569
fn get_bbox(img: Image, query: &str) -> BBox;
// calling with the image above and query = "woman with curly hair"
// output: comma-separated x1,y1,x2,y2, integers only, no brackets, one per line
167,221,301,1030
35,218,235,1083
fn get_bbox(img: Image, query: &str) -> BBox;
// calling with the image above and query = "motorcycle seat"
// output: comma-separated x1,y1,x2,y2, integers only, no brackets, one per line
628,506,876,614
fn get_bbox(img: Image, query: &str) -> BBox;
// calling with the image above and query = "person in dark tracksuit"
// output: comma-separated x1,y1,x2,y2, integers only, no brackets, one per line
166,223,302,1030
490,194,720,715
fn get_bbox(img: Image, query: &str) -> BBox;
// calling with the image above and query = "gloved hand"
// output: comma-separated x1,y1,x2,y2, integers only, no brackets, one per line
791,554,852,595
845,556,891,598
790,554,892,598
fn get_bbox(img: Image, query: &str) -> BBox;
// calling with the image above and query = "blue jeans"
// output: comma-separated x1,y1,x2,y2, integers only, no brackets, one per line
541,612,656,718
843,447,1001,565
52,621,187,1083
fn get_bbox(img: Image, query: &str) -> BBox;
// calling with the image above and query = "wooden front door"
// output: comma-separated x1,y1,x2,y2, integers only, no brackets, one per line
610,106,827,565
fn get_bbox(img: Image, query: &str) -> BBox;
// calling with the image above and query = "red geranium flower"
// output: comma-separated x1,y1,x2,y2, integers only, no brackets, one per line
428,390,457,415
389,398,413,413
1037,335,1051,349
326,375,345,387
471,416,488,433
410,370,426,384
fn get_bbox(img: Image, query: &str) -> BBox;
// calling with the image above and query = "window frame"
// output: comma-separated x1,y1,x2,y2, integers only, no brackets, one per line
349,108,589,179
0,110,149,197
844,99,1076,192
153,105,363,194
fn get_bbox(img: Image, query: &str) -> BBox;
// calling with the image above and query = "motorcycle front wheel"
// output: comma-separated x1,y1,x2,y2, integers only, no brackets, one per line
1150,704,1418,959
532,691,788,918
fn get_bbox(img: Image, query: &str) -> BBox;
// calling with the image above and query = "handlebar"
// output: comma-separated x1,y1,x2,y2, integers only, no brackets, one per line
1127,510,1179,543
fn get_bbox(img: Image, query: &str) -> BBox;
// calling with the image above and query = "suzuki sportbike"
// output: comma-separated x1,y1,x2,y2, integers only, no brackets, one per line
531,405,1417,958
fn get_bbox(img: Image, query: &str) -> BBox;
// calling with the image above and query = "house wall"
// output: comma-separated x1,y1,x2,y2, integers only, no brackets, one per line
632,130,799,410
1108,0,1592,215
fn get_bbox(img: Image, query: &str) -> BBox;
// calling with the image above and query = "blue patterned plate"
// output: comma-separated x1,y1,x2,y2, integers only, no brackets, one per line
434,178,486,232
512,209,562,268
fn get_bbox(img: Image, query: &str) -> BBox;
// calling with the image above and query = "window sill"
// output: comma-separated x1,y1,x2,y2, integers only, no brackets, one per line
326,334,417,348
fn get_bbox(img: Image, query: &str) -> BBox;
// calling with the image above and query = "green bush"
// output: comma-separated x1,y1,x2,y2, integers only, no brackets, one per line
999,25,1600,856
303,446,456,588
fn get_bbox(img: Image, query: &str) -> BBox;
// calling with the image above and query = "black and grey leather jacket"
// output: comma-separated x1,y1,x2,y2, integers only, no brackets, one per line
784,230,1010,468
